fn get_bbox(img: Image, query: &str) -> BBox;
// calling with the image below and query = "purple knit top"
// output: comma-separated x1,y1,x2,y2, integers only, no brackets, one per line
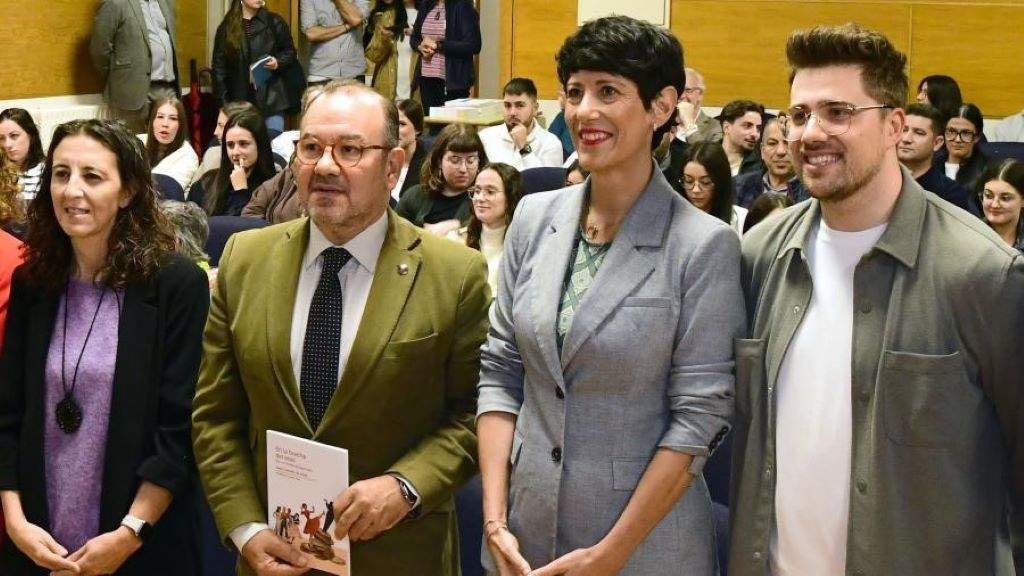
43,280,122,552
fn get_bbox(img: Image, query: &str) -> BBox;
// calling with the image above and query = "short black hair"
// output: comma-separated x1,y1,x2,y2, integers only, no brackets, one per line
720,100,765,124
503,77,538,99
555,15,685,149
950,103,984,135
904,103,947,136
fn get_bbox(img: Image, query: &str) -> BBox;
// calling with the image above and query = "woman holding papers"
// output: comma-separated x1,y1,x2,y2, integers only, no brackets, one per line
211,0,304,133
476,16,744,576
0,119,209,575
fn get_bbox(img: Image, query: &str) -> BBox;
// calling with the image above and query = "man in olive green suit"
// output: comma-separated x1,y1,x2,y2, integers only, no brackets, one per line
192,80,489,576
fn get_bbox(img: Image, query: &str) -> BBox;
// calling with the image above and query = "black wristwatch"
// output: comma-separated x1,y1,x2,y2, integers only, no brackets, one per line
519,144,532,156
121,515,153,542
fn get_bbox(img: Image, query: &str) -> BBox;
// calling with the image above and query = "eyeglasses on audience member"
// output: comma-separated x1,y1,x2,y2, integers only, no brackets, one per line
681,176,715,191
468,185,503,201
293,137,388,167
779,102,894,142
945,127,977,143
443,153,480,168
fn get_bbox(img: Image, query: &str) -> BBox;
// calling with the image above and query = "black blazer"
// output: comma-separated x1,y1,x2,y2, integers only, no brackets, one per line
211,8,304,115
0,255,209,575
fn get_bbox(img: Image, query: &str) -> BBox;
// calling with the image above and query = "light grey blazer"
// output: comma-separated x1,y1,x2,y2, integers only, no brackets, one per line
90,0,178,111
477,166,746,575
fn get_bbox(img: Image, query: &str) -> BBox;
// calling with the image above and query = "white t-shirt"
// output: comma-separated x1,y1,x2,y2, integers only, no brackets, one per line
944,161,960,181
770,218,887,576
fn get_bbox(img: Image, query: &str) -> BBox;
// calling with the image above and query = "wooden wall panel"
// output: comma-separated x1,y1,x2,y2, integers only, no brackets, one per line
911,4,1024,117
501,0,1024,116
0,0,207,100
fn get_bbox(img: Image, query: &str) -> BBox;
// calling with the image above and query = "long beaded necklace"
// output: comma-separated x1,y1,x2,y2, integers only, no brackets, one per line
55,280,109,434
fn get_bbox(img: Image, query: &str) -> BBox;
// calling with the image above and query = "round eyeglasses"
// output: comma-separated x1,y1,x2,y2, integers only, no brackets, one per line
294,138,389,167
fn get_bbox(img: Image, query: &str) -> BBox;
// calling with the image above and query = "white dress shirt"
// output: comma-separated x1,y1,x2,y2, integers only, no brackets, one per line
229,213,388,552
478,121,565,170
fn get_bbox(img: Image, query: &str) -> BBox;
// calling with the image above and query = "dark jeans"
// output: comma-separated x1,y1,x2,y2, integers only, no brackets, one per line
419,77,470,134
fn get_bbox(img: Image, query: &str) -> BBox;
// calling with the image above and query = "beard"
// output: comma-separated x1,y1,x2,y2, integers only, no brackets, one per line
797,144,884,204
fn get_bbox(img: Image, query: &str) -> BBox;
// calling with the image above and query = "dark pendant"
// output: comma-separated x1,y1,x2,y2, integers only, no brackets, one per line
55,396,82,434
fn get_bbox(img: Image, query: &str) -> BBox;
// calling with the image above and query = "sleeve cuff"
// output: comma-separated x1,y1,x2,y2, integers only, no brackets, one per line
229,522,271,552
389,473,422,510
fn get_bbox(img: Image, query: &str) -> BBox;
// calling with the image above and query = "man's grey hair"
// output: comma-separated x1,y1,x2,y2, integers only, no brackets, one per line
303,79,400,149
161,200,209,262
685,67,706,89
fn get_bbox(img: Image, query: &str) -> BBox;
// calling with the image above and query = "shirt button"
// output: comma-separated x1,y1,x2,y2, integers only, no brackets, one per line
792,305,801,314
753,551,762,560
764,466,772,478
555,387,565,400
857,479,868,494
551,447,562,462
859,301,873,314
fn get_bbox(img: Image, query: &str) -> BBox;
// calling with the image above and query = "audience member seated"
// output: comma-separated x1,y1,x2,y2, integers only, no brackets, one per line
446,162,522,295
270,85,327,163
144,96,199,195
898,103,977,215
241,162,301,224
195,101,259,182
547,91,575,159
394,99,431,201
681,67,724,144
993,107,1024,142
0,108,45,203
0,119,208,576
565,159,588,186
0,154,25,239
719,99,764,176
733,117,807,208
916,74,963,120
942,103,989,196
478,77,563,170
161,200,212,273
677,142,747,235
211,0,303,133
979,158,1024,251
397,123,486,236
190,110,277,216
742,192,793,235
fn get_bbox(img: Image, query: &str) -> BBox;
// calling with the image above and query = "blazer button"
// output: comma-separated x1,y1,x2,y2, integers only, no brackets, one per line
551,447,562,462
555,387,565,399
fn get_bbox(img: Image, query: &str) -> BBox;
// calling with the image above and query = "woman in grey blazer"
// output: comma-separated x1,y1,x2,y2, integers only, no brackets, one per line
476,16,746,576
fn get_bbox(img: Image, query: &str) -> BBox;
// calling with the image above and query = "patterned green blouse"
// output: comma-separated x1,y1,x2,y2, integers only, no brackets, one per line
556,229,612,351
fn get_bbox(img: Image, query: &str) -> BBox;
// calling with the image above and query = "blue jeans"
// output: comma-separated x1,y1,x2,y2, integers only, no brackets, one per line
265,114,285,134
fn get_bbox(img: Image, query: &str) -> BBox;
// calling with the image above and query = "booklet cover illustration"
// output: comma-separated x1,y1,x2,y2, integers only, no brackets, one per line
267,430,350,575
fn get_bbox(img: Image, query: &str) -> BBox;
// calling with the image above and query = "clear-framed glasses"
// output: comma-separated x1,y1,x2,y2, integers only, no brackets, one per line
681,177,715,191
293,138,388,167
443,153,480,168
945,128,977,143
683,87,705,96
468,185,502,201
779,102,894,142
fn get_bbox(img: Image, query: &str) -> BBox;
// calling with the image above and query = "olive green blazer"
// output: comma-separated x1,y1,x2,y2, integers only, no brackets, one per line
192,211,490,576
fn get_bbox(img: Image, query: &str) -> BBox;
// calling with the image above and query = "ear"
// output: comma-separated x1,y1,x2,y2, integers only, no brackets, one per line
886,108,906,145
932,134,945,153
649,85,679,130
383,146,406,190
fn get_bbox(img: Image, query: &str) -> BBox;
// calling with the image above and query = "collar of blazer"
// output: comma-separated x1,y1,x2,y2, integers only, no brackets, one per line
265,211,424,436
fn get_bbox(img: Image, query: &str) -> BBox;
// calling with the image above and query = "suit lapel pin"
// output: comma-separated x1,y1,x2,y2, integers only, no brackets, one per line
397,263,409,275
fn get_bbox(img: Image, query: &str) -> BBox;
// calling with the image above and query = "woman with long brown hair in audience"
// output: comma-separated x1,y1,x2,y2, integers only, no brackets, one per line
678,142,748,235
145,95,199,194
397,122,486,235
0,108,46,203
447,162,522,295
0,119,208,575
979,158,1024,251
189,110,277,216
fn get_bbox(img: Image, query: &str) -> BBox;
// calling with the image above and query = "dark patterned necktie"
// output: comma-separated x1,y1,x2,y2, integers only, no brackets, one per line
300,247,352,429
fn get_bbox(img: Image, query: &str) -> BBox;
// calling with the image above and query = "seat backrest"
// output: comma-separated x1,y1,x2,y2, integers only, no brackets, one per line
153,173,185,201
205,216,268,266
520,166,568,195
979,141,1024,163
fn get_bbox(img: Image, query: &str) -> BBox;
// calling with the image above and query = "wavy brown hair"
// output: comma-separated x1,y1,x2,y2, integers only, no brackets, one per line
419,123,487,199
146,95,189,167
0,153,24,226
21,119,175,292
465,163,522,250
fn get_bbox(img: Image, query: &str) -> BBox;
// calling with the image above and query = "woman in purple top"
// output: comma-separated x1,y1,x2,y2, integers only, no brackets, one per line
0,119,209,575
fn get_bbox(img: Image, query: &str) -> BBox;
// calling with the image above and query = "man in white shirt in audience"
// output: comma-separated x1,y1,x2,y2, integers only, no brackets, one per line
720,99,765,176
478,77,564,170
681,67,724,144
993,108,1024,142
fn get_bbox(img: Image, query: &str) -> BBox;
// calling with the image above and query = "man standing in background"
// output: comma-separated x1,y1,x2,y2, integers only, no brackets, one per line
90,0,179,133
301,0,371,84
